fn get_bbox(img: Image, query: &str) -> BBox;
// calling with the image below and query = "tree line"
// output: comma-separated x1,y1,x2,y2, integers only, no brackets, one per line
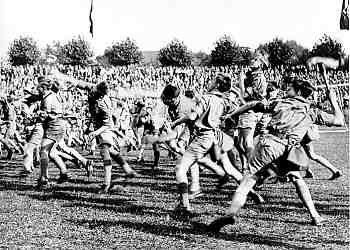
6,34,348,69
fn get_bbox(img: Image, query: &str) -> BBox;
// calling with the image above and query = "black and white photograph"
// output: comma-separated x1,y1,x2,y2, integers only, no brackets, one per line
0,0,349,249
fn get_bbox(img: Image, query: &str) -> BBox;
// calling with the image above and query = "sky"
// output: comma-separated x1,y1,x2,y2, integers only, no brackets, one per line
0,0,349,57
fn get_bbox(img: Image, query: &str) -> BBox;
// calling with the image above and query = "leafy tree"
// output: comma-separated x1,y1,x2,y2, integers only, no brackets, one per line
210,35,241,66
193,51,211,66
237,47,254,66
258,38,294,67
311,34,345,59
8,36,41,66
158,39,192,66
104,37,143,66
58,36,93,65
286,40,310,64
44,41,62,58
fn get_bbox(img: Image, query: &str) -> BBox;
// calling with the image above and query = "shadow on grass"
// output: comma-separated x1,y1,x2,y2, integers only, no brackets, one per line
259,200,350,218
67,218,315,249
28,190,130,205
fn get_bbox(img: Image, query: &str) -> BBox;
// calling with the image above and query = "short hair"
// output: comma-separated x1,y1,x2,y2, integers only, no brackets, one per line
184,90,195,99
51,80,61,93
215,73,231,92
96,81,108,94
37,76,51,89
161,85,180,101
286,77,316,98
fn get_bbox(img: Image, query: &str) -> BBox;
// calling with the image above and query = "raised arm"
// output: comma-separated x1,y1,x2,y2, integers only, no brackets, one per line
50,69,94,91
306,56,348,70
326,89,344,126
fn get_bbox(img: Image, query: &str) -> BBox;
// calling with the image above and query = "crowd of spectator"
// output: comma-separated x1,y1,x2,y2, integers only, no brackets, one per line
0,64,348,118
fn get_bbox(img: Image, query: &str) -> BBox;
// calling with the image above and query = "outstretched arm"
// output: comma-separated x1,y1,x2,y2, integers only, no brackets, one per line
171,112,197,129
228,101,261,119
306,56,348,70
50,69,94,91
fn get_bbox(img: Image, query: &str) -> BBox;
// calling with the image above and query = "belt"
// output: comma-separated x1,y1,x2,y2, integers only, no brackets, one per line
267,127,287,139
194,127,213,133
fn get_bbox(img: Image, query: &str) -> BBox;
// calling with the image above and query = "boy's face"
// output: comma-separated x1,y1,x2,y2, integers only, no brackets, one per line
286,84,297,98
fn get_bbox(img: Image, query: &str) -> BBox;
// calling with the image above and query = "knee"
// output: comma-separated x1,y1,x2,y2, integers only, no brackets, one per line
175,164,187,181
152,143,159,151
289,171,303,184
308,152,318,161
40,150,49,159
24,145,34,155
244,137,254,149
99,144,109,157
49,148,57,159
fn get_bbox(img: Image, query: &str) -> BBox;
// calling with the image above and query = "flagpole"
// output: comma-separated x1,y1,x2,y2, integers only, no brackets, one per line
88,0,96,61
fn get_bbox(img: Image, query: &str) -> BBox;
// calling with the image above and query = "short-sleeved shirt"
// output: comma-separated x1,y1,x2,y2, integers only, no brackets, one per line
90,95,114,129
0,101,16,136
168,96,196,121
132,107,156,134
40,91,63,129
0,101,16,122
167,95,196,140
244,69,267,102
257,96,338,144
194,91,235,131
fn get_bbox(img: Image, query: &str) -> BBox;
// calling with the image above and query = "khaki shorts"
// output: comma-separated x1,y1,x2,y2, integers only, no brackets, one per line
43,120,65,142
249,134,287,172
96,129,118,147
216,130,234,152
185,129,234,161
237,111,263,130
174,125,191,148
28,124,44,145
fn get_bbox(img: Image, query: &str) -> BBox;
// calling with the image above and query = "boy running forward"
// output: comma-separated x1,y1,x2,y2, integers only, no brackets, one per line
237,53,268,173
36,77,69,187
72,81,138,193
0,96,18,160
170,73,258,213
208,77,344,232
144,84,202,197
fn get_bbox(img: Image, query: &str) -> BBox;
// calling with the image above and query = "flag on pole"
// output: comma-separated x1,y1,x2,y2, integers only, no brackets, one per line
340,0,349,30
89,0,94,37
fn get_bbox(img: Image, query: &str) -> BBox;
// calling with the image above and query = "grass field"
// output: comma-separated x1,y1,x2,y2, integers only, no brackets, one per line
0,131,348,249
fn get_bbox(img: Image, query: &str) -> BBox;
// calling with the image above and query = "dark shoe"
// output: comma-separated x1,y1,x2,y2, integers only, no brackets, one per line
329,171,341,180
84,160,94,178
125,170,140,179
216,175,230,190
207,216,236,233
304,169,314,179
57,173,70,184
88,150,96,156
248,191,265,204
188,190,203,200
33,160,40,168
98,184,113,194
36,179,49,189
20,169,33,177
311,216,326,226
172,204,195,218
136,158,145,164
152,163,160,171
5,150,14,160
